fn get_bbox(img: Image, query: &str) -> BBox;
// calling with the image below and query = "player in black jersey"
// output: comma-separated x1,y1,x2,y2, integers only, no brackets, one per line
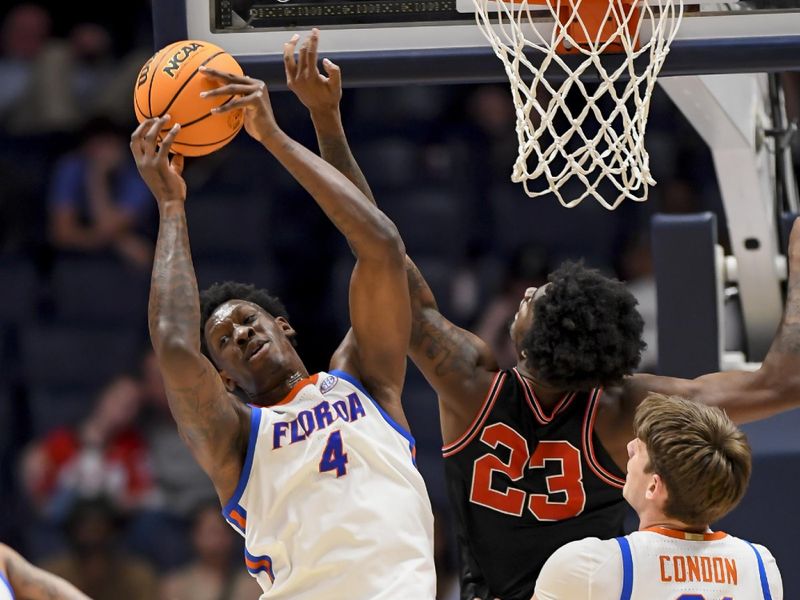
285,29,800,600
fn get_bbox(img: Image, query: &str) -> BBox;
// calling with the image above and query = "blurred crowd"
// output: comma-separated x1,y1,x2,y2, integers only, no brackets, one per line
0,2,798,599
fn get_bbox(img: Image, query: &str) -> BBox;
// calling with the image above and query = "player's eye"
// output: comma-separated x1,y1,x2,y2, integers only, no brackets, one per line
219,335,229,348
245,314,256,324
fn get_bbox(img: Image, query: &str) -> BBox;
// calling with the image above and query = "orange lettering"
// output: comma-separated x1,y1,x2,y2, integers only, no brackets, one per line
700,556,712,581
686,555,701,582
713,557,725,583
725,558,738,585
674,556,686,582
659,556,672,582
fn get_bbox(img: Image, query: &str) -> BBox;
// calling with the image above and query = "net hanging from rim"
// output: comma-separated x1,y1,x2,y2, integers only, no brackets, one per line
473,0,684,209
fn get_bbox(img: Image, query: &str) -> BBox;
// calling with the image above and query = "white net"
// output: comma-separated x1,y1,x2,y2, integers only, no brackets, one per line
473,0,683,209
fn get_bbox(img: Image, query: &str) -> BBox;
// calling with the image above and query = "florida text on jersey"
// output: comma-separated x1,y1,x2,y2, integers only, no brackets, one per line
222,371,436,599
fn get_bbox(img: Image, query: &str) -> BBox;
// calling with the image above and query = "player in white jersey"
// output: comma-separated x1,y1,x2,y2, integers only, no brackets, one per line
223,370,433,597
131,44,435,599
0,543,89,600
534,393,782,600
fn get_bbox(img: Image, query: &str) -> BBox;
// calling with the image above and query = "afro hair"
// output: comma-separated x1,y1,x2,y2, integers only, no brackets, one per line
522,261,645,391
199,281,291,359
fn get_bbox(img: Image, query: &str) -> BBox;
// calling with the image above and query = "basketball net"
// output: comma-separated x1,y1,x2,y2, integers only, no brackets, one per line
473,0,683,209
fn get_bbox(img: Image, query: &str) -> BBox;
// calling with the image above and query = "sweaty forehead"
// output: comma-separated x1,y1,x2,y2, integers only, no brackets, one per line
206,300,261,333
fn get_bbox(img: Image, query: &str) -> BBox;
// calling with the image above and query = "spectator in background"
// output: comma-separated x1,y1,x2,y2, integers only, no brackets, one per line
0,4,53,126
128,348,217,572
42,496,158,600
47,116,154,270
21,374,154,521
159,503,260,600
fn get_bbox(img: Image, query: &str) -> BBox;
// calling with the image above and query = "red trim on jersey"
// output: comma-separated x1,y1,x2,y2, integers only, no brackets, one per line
274,373,320,406
644,526,729,541
442,371,506,458
582,388,626,489
513,368,575,425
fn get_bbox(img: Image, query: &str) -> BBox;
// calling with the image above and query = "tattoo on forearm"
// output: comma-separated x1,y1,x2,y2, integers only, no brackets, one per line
411,313,479,379
317,133,377,205
149,211,200,349
405,260,438,311
166,365,228,440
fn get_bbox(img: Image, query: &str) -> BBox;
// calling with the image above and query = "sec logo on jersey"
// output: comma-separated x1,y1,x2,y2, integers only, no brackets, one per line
320,375,338,394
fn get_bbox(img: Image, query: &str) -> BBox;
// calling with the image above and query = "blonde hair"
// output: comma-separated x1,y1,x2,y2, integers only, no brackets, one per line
634,393,752,526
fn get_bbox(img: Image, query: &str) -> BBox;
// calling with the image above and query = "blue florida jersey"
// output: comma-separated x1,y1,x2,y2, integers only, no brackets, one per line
222,370,436,600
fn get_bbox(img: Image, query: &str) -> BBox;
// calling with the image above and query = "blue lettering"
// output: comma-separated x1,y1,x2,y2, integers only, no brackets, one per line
333,400,350,421
297,410,315,436
314,401,335,428
290,418,306,444
273,397,369,450
348,393,366,421
273,422,289,449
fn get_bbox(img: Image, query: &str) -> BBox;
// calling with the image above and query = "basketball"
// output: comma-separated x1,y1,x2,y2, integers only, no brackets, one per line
133,40,244,157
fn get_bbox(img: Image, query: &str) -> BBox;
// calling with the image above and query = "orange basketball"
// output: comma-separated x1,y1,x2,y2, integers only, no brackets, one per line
133,40,244,157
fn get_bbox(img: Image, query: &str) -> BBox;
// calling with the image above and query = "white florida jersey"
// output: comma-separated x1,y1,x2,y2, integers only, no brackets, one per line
535,526,782,600
0,572,12,600
222,370,436,600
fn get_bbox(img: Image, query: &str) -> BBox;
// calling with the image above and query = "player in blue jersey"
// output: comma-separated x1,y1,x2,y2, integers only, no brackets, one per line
285,28,800,600
0,544,89,600
131,51,435,597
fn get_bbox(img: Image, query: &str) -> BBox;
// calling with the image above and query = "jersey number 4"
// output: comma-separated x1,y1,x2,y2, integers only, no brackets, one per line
319,430,349,477
470,423,586,520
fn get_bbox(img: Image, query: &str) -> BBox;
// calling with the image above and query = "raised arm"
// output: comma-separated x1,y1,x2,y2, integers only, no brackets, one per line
625,217,800,424
0,544,90,600
283,30,499,437
202,67,410,420
130,118,249,503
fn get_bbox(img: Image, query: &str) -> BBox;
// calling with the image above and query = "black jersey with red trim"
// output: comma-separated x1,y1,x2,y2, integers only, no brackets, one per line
443,368,627,600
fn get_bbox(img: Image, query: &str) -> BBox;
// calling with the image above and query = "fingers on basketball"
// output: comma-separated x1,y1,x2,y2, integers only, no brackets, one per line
133,41,245,157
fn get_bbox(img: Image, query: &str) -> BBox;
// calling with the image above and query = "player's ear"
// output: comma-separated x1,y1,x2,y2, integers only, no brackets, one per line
275,316,296,339
219,369,237,394
648,473,667,503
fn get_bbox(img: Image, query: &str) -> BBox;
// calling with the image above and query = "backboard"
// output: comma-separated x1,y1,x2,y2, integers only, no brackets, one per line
154,1,800,86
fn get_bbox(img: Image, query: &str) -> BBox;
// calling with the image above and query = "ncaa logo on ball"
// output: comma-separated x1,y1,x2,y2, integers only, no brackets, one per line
320,376,338,394
162,42,205,78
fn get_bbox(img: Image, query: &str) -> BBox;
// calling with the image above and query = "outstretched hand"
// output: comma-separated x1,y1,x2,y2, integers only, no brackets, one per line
284,28,342,114
130,116,186,206
199,67,279,145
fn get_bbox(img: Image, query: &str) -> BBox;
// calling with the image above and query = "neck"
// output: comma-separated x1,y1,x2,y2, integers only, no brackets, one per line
249,368,309,406
638,512,709,534
514,363,569,406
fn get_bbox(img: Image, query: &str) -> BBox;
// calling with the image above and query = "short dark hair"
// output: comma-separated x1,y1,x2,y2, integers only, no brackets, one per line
199,281,290,359
522,261,644,390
